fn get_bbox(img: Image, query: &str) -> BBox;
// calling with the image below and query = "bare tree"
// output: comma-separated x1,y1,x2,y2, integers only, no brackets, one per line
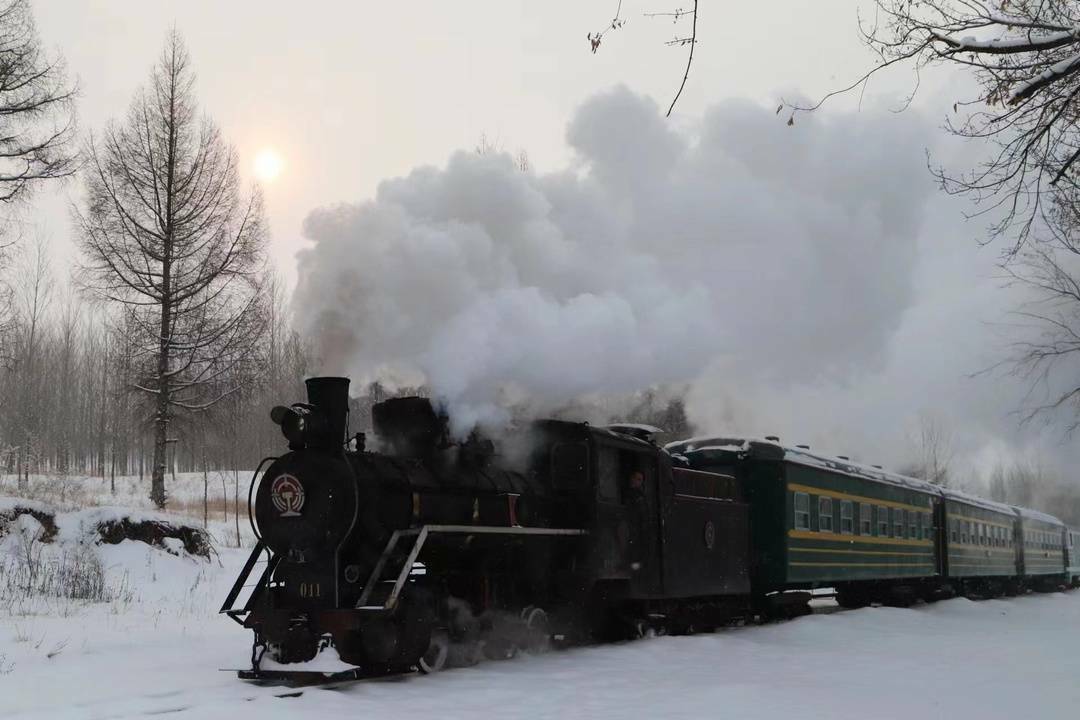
788,1,1080,255
75,32,267,508
986,456,1047,507
9,234,53,488
0,0,75,386
899,413,955,487
0,234,17,362
587,1,698,117
999,211,1080,429
0,0,77,207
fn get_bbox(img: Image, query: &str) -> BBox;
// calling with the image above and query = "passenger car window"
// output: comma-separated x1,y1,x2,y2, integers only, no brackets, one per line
894,509,904,539
819,497,833,533
878,506,889,537
859,504,872,535
794,492,810,530
840,501,853,534
908,511,917,539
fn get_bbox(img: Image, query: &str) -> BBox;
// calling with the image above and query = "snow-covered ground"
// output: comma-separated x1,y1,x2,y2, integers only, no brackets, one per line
3,496,1080,719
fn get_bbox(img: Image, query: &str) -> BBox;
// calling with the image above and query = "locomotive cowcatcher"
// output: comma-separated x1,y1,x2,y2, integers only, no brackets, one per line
221,376,751,677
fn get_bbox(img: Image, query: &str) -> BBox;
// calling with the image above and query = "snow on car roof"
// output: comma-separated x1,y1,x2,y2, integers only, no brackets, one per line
667,435,941,494
783,446,941,496
1014,505,1065,527
666,435,1071,526
665,436,752,454
941,488,1017,516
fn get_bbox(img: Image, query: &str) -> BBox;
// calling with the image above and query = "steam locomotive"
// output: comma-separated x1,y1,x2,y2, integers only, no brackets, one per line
222,376,752,677
221,376,1080,680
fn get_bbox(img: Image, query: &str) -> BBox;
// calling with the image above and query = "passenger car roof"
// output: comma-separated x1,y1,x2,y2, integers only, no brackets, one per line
1014,506,1065,527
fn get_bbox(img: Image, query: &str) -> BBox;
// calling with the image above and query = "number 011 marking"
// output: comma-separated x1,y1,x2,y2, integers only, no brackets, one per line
299,582,322,598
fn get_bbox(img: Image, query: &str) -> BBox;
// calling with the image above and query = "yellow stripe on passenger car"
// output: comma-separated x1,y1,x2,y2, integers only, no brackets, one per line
790,562,934,568
788,529,933,547
949,547,1016,556
787,483,931,512
790,547,932,557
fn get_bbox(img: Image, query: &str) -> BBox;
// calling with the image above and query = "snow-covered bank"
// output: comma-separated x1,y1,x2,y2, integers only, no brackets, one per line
0,471,256,550
4,528,1079,720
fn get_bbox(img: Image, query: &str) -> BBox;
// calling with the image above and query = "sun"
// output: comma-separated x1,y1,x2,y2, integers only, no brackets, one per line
253,148,284,183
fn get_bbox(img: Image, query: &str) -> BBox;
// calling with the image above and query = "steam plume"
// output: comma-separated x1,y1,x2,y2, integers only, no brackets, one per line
294,87,935,431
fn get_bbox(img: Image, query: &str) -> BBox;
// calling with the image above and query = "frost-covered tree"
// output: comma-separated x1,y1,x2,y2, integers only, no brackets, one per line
796,0,1080,255
75,32,267,508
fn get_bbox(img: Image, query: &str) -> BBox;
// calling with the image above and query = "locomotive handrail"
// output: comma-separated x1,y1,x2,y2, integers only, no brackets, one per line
220,540,276,623
357,525,588,612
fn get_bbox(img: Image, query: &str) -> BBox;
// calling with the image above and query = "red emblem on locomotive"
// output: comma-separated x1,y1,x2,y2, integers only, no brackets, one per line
270,474,305,517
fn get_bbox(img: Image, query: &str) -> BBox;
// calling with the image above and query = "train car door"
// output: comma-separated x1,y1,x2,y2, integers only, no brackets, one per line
594,442,663,596
933,500,948,577
626,452,663,597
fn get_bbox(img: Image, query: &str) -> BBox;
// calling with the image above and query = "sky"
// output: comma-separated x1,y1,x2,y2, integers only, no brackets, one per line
19,1,1080,486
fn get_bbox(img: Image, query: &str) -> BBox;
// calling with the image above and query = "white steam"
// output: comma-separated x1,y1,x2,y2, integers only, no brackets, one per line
294,87,935,431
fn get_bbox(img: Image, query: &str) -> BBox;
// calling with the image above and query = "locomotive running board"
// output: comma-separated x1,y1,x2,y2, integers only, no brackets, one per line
356,525,588,612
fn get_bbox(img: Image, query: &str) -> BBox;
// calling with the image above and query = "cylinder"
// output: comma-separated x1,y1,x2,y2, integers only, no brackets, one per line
305,376,351,450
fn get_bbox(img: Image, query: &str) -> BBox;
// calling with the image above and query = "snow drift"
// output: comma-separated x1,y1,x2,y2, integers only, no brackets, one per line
0,496,212,559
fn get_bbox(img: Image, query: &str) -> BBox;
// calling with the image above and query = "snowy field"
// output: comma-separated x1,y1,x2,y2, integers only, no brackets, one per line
3,495,1080,719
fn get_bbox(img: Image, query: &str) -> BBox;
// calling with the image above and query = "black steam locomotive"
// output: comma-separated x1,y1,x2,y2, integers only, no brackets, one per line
221,376,751,678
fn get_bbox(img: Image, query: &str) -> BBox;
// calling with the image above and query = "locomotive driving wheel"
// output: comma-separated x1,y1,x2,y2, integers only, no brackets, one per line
418,630,450,674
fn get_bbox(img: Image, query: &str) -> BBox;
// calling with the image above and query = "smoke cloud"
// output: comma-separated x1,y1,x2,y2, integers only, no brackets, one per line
294,86,936,432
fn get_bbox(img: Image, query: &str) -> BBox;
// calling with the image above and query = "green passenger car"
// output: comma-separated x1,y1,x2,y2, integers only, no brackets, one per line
666,436,1076,604
778,456,938,587
666,439,941,595
1017,508,1066,580
941,490,1018,581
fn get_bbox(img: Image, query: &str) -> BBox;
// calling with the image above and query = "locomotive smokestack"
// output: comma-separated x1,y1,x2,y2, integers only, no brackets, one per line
305,376,351,451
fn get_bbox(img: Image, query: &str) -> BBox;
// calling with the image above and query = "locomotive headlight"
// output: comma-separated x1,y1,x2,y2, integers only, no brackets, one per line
271,405,307,447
